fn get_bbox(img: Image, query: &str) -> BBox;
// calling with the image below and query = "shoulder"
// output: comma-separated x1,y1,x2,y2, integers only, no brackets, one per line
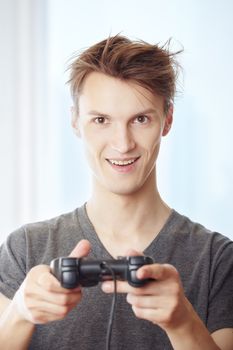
23,207,81,237
161,210,233,273
170,210,232,250
5,207,79,244
1,205,87,267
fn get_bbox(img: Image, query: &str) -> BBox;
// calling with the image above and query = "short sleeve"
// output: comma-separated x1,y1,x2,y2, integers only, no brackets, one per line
0,228,27,299
207,235,233,333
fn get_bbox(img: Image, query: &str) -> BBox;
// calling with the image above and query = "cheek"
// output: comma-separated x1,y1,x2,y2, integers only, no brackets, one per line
142,129,162,156
149,142,161,161
82,136,104,167
81,126,111,156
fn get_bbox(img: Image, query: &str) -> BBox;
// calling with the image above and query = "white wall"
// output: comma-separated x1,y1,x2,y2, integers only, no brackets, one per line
0,0,233,243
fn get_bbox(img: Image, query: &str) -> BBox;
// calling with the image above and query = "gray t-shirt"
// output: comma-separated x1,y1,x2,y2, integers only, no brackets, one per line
0,205,233,349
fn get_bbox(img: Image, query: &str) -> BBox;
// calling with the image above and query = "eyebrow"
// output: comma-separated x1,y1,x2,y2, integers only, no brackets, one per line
87,108,159,118
88,110,109,117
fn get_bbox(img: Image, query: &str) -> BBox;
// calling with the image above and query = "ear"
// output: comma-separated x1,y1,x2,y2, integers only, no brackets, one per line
162,104,173,136
71,106,81,138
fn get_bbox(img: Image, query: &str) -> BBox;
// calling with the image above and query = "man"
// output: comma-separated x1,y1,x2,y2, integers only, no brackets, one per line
0,35,232,349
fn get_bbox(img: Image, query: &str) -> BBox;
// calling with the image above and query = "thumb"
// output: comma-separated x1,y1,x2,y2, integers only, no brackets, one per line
69,239,91,258
125,248,143,257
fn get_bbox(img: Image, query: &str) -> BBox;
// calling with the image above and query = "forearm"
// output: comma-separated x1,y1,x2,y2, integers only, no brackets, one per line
166,304,220,350
0,301,35,350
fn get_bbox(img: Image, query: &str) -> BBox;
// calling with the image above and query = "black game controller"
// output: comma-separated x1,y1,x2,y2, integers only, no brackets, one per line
50,256,154,289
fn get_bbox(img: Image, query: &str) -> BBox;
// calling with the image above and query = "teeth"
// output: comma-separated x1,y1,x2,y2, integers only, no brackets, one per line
109,159,136,166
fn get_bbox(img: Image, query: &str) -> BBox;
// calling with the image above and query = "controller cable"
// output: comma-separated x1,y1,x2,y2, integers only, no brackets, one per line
104,263,117,350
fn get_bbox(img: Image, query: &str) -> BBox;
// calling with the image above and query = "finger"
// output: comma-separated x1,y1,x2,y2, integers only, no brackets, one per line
137,263,179,282
23,285,82,324
26,298,80,324
127,293,165,309
131,305,167,324
37,268,81,294
69,239,91,258
28,265,67,292
102,265,179,294
102,280,149,294
29,284,82,306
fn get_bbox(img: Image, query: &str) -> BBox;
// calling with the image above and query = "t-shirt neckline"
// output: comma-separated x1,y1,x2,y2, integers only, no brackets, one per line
77,203,179,259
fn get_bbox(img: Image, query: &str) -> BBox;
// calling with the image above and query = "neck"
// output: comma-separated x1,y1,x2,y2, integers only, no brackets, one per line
85,170,171,257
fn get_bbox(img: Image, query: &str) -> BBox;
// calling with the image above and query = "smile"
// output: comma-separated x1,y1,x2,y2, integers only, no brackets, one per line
107,158,139,166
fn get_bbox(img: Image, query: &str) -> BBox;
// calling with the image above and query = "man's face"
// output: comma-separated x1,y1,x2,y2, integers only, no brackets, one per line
72,72,172,196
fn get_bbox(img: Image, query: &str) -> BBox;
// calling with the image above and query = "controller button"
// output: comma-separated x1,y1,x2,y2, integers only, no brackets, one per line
62,271,77,285
62,258,77,267
129,256,144,265
130,270,139,282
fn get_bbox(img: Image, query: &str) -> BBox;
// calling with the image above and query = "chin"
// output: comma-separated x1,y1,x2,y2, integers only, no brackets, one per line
107,183,143,197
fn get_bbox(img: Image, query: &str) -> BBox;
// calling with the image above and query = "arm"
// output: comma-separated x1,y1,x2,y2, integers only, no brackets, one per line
102,263,232,350
0,293,35,350
0,265,83,350
212,329,233,350
0,239,91,350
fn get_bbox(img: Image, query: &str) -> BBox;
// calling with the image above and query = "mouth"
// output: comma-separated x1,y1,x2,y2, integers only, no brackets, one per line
106,157,140,172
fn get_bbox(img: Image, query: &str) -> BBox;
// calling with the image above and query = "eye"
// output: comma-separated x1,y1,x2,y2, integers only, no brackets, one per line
94,116,107,124
134,115,149,124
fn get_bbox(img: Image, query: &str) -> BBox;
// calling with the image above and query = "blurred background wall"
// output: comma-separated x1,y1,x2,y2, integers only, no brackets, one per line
0,0,233,244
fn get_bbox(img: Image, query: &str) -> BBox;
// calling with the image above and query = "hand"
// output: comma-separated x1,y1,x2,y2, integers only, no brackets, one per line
12,239,91,325
101,252,193,333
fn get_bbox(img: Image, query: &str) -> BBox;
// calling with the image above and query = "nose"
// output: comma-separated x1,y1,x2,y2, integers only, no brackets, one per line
110,124,136,154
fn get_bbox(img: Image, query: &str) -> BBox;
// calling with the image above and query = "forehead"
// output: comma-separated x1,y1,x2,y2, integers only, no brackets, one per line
78,72,164,115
